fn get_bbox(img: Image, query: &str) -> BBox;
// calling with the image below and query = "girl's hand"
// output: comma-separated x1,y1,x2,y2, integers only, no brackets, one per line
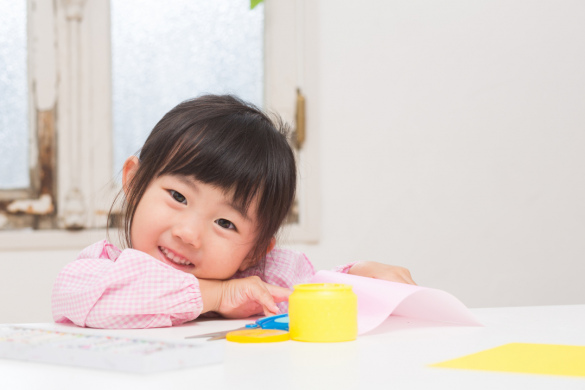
348,261,416,285
199,277,292,318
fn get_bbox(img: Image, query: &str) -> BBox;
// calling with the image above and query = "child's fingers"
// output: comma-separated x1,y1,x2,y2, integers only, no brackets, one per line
397,269,416,285
249,280,291,316
262,305,279,317
246,277,280,314
350,262,417,286
385,268,416,285
265,284,292,303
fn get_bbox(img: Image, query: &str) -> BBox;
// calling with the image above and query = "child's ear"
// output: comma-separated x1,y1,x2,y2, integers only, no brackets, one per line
122,156,140,195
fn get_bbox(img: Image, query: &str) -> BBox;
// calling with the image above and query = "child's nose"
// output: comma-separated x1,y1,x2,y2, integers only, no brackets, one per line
172,219,203,248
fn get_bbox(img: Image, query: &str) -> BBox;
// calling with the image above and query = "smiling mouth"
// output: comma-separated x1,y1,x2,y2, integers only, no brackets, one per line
159,246,193,267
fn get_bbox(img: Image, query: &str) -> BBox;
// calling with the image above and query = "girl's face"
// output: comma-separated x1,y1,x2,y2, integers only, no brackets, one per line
123,157,263,279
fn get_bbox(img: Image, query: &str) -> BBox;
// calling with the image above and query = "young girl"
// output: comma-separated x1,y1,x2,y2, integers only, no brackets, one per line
52,95,415,329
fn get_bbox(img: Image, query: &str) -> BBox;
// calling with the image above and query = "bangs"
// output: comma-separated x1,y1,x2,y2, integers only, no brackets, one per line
154,112,280,217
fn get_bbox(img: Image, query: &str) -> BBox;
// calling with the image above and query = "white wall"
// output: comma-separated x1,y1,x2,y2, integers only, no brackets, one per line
0,250,79,323
0,229,110,323
286,0,585,309
1,0,584,323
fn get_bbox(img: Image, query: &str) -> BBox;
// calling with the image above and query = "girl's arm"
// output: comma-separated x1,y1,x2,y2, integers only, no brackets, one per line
229,247,315,314
256,249,416,286
198,277,291,318
53,241,292,327
347,261,416,285
51,245,203,329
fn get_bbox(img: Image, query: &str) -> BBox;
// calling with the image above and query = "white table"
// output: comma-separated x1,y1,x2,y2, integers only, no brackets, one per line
1,305,584,389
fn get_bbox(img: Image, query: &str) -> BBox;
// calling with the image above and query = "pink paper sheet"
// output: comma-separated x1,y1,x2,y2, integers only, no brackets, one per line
310,271,482,335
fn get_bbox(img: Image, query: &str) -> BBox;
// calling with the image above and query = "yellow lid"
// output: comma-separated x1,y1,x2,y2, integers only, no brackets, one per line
293,283,352,292
226,329,290,343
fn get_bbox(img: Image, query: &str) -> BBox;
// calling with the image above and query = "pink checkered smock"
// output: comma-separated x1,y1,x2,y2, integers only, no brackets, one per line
51,240,354,329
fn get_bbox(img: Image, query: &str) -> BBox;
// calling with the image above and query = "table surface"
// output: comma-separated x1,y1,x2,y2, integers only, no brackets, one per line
1,304,584,389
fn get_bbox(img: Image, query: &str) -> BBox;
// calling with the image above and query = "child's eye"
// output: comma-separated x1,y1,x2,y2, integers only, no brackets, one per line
169,190,187,204
215,218,236,231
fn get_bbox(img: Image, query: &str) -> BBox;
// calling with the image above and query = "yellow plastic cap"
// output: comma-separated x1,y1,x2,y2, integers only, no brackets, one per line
226,329,290,343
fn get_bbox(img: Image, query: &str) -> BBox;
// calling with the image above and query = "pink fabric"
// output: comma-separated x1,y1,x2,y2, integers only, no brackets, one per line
52,240,353,329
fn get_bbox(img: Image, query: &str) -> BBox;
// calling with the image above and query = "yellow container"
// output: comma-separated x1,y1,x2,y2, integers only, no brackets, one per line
289,283,358,342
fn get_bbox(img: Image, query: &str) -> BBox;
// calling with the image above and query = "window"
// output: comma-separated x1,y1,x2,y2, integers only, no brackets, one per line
0,0,318,248
111,0,264,176
0,0,59,231
0,0,28,190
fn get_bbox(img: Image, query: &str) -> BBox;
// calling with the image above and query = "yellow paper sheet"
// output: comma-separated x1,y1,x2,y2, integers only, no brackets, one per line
430,343,585,378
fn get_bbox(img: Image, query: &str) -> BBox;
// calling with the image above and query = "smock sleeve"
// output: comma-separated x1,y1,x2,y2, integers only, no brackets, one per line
231,248,314,289
51,241,203,329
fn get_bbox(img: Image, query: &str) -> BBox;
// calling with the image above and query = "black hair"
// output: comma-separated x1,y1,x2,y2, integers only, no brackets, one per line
109,94,297,268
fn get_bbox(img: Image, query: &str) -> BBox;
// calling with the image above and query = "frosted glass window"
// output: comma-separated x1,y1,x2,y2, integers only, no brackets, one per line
111,0,264,175
0,0,28,189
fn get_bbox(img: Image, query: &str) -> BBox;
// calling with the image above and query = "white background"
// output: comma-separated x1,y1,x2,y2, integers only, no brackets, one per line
286,0,585,308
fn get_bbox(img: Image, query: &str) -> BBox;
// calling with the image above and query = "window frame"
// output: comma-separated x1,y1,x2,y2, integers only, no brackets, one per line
0,0,58,230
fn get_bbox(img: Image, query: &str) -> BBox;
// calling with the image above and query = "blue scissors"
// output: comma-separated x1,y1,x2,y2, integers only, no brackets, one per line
186,314,289,341
245,313,289,331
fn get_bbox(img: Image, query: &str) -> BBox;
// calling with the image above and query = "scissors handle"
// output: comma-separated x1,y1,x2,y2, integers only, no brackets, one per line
186,314,289,340
246,314,289,331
